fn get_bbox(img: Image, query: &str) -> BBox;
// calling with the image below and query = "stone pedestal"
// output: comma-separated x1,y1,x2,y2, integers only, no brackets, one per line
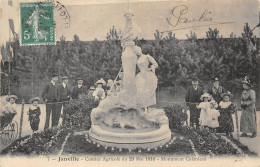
89,108,171,149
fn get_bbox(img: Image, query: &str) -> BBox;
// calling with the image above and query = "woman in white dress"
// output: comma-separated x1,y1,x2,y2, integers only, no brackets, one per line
134,46,158,113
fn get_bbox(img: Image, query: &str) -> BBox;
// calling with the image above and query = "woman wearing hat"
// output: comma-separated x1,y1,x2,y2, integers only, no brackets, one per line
208,77,226,104
27,97,41,133
240,76,257,138
218,91,236,137
93,79,106,101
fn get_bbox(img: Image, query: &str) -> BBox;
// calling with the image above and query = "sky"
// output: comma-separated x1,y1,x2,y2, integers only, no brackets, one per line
61,0,259,41
0,0,259,45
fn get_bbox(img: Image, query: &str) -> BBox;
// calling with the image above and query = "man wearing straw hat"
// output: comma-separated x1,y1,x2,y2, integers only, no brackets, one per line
41,73,60,130
185,77,204,128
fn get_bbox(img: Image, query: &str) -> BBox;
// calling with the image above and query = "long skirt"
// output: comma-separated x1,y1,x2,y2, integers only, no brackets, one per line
240,107,257,133
217,110,234,133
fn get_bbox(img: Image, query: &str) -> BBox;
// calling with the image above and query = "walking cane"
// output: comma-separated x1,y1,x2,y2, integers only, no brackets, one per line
19,99,25,138
184,102,189,126
235,107,239,141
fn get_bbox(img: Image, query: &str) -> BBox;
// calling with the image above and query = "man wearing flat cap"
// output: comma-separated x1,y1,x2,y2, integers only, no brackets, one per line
185,77,204,128
57,76,71,125
208,77,226,104
41,73,60,130
71,77,87,99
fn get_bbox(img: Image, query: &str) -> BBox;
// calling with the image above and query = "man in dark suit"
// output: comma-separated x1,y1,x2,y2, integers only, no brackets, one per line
41,73,60,130
57,76,71,126
71,77,88,99
185,78,204,128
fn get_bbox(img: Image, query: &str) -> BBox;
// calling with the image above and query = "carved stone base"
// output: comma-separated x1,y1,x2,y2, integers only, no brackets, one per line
89,123,171,149
89,108,171,149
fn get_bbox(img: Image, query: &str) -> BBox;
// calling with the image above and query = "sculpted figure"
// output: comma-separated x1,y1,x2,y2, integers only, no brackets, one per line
134,46,158,113
91,10,164,127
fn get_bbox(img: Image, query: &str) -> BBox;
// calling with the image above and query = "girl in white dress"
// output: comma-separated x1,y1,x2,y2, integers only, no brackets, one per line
134,46,158,114
197,93,212,127
207,100,220,132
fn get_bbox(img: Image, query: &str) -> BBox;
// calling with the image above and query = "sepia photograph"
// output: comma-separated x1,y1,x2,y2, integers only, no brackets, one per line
0,0,260,166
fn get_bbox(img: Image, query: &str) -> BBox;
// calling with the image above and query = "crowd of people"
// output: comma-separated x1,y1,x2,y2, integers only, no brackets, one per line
40,73,112,132
0,73,110,134
185,76,257,138
0,74,257,138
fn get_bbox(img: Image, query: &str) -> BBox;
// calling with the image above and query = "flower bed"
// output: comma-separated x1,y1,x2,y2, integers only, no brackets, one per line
60,127,255,156
163,104,256,156
174,126,257,156
1,127,72,156
62,133,194,155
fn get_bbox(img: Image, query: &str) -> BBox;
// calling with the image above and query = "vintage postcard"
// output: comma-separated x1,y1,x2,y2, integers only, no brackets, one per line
0,0,260,166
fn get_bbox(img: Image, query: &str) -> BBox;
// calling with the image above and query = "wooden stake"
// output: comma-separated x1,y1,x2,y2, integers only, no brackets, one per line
8,62,10,96
19,99,25,138
235,109,239,141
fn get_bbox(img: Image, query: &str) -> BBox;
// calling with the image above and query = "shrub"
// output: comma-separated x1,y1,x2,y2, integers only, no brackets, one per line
63,94,99,130
164,104,188,130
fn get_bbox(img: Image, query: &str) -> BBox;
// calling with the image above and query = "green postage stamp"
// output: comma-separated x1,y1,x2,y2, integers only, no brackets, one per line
20,2,55,45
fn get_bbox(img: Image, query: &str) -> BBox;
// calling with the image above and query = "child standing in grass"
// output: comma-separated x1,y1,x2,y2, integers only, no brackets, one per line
27,97,41,134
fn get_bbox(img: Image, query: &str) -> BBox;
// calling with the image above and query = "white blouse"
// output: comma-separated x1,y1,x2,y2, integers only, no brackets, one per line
219,101,232,109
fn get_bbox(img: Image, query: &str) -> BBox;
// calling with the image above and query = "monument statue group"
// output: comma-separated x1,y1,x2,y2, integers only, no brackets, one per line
89,11,171,149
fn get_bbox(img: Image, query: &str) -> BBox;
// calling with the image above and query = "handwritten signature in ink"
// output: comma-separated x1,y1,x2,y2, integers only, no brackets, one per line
162,5,235,33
